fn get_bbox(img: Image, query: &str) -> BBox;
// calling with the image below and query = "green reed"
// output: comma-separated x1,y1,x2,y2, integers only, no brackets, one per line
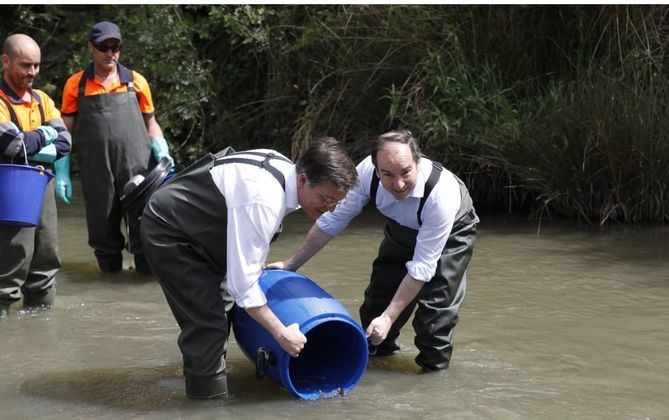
388,5,669,224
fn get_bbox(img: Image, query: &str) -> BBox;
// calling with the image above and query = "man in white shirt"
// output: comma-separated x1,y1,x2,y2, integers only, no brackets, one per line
140,138,358,398
268,130,479,372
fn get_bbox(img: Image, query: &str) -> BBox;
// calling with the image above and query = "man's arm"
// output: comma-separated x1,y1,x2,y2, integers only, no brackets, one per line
145,115,175,166
0,119,22,157
145,115,164,139
366,273,425,345
265,223,334,271
245,304,306,357
46,118,71,159
62,115,75,134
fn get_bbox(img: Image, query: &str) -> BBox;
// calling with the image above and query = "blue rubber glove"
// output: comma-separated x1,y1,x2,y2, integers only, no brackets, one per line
36,125,58,145
30,143,57,163
54,156,72,204
150,137,174,167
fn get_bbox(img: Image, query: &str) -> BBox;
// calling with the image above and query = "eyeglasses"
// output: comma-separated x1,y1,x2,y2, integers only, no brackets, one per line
313,185,346,207
94,43,121,53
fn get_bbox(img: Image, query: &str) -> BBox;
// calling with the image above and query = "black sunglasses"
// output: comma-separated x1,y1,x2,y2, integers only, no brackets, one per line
94,43,121,53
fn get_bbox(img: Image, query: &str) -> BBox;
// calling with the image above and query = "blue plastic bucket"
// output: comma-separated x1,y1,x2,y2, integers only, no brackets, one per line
0,163,54,227
233,270,368,399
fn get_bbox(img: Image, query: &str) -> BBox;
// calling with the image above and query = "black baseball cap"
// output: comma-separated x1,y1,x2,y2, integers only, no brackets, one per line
89,21,122,44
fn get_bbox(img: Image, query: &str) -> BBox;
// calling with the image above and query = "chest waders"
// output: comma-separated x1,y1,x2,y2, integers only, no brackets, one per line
140,149,290,398
0,93,59,311
360,162,479,371
74,73,151,271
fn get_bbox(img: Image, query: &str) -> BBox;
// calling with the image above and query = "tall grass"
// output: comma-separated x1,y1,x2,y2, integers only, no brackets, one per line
386,5,669,224
514,79,669,224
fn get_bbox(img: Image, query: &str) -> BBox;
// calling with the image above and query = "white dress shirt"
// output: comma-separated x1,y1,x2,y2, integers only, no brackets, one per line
209,149,300,308
317,155,462,282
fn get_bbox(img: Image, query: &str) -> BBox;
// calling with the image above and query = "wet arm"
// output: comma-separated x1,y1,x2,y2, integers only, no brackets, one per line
384,273,425,322
366,273,425,344
245,304,306,357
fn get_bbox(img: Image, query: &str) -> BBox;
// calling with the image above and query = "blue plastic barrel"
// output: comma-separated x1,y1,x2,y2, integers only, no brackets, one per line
0,164,54,227
233,270,368,399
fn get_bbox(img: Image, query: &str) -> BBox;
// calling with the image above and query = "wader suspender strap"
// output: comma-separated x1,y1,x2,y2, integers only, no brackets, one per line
416,162,443,226
77,72,89,98
369,161,443,227
213,151,292,191
0,95,19,127
370,170,380,206
0,91,45,129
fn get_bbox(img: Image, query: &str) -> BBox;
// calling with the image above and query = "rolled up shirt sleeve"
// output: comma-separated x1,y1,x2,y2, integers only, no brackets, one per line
406,216,452,282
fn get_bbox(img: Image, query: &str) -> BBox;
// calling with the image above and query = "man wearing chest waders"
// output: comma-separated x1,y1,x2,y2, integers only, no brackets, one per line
60,22,174,275
0,34,72,318
268,130,479,372
140,138,358,398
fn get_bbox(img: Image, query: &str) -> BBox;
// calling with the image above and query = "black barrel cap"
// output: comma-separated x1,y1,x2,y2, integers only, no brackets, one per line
120,157,173,214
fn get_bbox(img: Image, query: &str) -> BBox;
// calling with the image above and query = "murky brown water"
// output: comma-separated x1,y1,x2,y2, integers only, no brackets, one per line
2,180,668,419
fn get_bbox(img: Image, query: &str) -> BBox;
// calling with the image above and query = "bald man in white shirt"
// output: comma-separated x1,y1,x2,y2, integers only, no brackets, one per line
140,137,357,399
268,130,479,373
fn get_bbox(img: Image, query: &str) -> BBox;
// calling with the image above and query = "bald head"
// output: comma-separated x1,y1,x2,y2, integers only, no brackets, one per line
2,34,41,93
2,34,40,58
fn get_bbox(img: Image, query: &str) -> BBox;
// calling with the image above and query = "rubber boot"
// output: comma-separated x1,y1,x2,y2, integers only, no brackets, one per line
23,287,56,308
133,253,152,275
418,361,448,373
185,372,228,399
96,253,123,273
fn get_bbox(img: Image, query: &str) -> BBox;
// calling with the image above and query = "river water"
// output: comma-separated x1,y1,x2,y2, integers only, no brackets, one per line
1,181,668,419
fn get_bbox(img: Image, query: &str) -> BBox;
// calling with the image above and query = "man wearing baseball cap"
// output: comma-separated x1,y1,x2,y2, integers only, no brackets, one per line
61,21,174,276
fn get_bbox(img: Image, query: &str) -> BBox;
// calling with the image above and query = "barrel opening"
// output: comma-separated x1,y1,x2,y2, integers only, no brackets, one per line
288,319,368,398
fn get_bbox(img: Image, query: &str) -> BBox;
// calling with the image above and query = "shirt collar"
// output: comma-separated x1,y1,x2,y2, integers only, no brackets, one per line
0,80,37,104
84,63,133,84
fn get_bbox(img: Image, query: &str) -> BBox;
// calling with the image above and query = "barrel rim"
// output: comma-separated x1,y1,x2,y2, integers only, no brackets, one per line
0,163,55,178
282,313,369,399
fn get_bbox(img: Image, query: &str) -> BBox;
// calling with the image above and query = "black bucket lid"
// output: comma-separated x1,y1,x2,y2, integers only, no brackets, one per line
120,157,173,214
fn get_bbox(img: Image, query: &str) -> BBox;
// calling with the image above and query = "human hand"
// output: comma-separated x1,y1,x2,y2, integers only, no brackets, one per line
366,314,393,346
36,125,58,145
150,137,174,167
264,261,289,271
30,143,57,163
276,323,306,358
54,156,72,204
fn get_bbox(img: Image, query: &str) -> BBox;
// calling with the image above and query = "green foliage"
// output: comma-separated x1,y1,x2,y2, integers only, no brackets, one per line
209,5,276,49
3,5,669,223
